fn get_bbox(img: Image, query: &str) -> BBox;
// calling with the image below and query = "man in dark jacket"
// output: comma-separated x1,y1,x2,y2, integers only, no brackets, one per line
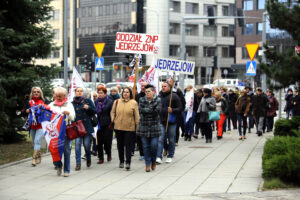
227,89,238,130
167,78,186,145
252,88,269,136
291,89,300,116
285,88,293,119
245,86,254,133
156,82,182,164
266,90,278,132
194,89,203,138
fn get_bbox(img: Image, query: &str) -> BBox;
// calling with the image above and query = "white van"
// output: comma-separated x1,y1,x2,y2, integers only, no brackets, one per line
203,79,244,90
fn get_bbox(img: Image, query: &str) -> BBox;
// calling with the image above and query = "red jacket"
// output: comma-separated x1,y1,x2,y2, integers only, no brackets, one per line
267,96,279,117
29,97,45,129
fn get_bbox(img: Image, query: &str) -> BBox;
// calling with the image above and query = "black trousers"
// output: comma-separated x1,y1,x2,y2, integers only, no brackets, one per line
97,126,113,160
176,113,185,143
200,122,212,140
136,135,144,156
266,116,274,131
228,113,237,129
115,130,135,164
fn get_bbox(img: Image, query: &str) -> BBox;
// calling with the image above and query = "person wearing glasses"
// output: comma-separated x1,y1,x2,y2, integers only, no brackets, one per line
26,87,46,167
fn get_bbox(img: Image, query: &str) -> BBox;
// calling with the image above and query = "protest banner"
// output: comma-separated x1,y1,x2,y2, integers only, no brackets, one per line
154,58,195,75
115,32,159,55
185,89,194,123
68,67,85,101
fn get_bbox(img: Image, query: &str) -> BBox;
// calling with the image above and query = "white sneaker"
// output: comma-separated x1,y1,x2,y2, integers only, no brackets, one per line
165,158,172,163
156,157,163,164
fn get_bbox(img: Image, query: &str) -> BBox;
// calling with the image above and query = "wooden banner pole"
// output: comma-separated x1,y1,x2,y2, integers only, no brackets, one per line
133,58,138,100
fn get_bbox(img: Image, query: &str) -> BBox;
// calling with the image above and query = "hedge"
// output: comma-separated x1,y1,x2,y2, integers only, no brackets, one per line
274,116,300,137
262,136,300,184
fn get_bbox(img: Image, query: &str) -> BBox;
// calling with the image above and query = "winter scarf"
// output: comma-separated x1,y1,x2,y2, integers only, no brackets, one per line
96,95,108,114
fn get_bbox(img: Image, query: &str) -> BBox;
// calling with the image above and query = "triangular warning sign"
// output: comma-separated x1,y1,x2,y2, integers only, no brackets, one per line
96,59,101,68
247,62,255,74
94,43,105,57
246,43,259,61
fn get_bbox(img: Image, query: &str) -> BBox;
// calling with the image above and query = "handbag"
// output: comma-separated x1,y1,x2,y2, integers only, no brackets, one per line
109,99,119,129
168,113,176,123
208,111,220,121
66,120,87,140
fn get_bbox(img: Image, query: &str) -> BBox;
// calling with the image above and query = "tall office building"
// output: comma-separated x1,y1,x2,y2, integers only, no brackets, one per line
145,0,236,85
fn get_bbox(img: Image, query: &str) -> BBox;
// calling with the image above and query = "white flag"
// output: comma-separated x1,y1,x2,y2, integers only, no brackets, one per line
185,89,194,123
68,67,86,101
137,57,160,95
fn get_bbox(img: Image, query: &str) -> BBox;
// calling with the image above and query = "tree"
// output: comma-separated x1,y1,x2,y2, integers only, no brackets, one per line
259,0,300,89
0,0,59,143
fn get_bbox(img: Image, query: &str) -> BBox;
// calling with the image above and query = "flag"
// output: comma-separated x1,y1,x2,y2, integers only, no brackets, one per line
185,89,194,123
39,107,66,162
68,67,85,101
137,57,160,94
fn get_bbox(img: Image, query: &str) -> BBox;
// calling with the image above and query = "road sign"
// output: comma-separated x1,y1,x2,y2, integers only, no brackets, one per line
95,57,104,70
115,32,160,55
246,43,259,61
246,61,256,76
94,43,105,57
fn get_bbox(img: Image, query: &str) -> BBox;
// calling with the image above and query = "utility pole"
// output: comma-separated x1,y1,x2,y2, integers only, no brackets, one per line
179,19,186,90
261,11,267,93
63,0,68,88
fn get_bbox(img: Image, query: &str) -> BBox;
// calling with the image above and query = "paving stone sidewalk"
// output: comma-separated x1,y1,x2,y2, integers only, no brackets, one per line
0,129,297,200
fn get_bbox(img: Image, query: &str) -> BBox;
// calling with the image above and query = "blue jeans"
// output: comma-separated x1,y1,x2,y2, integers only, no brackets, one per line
141,137,159,166
286,110,293,119
184,111,195,136
30,129,44,150
157,123,176,159
54,136,71,173
237,114,247,136
75,134,92,164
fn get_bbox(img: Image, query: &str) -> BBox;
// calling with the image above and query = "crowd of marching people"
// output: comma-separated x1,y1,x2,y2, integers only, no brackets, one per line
24,81,300,177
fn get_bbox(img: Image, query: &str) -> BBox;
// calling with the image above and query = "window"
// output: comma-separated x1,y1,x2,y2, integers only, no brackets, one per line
92,6,98,17
185,24,198,36
53,29,60,39
222,6,229,16
257,0,265,10
53,51,60,58
186,46,197,57
186,2,198,14
51,10,60,20
170,45,180,57
113,4,117,14
222,47,229,58
204,5,217,16
242,47,250,59
124,3,129,13
222,26,229,37
170,1,181,12
88,7,92,17
204,25,217,37
242,23,253,35
229,25,235,37
243,0,253,10
169,23,180,34
203,47,216,57
99,6,103,16
256,23,263,34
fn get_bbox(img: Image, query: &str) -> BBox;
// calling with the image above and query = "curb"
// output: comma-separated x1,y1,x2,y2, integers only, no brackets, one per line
0,152,51,170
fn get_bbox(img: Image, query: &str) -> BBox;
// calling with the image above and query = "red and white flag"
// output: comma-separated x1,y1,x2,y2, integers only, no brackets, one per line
68,67,85,101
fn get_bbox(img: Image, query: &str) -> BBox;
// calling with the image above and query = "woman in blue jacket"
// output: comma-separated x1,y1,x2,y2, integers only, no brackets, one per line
72,87,96,171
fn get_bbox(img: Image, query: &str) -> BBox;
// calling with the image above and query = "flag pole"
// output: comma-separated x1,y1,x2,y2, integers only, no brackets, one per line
133,57,138,100
166,71,176,132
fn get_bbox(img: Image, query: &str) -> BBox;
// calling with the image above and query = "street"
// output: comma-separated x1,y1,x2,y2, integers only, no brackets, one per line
2,130,295,200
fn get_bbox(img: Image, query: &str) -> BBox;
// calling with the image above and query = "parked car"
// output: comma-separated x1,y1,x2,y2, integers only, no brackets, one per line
106,82,134,94
51,79,64,88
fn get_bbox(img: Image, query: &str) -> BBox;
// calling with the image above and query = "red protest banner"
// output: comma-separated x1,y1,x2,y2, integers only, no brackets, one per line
115,32,160,55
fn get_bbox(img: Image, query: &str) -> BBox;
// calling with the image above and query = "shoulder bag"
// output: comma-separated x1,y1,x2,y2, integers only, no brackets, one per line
208,111,220,121
66,120,87,140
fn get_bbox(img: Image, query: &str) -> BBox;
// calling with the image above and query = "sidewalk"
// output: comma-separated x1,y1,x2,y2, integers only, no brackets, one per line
0,129,297,200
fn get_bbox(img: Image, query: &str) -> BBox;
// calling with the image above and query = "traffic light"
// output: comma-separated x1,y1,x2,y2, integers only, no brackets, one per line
91,62,95,71
212,56,217,68
113,63,122,70
237,8,245,27
207,6,215,26
87,61,92,71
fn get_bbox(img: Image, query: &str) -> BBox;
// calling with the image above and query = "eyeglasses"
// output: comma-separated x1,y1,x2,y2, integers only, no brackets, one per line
33,91,40,93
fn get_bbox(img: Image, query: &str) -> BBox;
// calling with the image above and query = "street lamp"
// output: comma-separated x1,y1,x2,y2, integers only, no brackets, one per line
143,7,159,34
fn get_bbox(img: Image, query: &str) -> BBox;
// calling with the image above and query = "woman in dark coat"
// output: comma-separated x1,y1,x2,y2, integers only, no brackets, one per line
291,89,300,116
73,87,96,170
227,89,238,130
266,90,278,132
137,85,161,172
95,86,114,164
284,88,293,119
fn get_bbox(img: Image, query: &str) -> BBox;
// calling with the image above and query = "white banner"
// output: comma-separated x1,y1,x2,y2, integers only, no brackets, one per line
137,57,160,95
154,58,195,75
115,32,160,55
185,89,194,123
68,67,86,101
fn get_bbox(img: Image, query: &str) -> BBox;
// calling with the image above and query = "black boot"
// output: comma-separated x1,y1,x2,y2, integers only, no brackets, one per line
188,135,192,141
184,135,188,141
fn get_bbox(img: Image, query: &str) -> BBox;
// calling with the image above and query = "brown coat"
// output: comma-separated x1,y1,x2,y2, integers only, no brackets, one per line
110,98,140,132
235,96,251,115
